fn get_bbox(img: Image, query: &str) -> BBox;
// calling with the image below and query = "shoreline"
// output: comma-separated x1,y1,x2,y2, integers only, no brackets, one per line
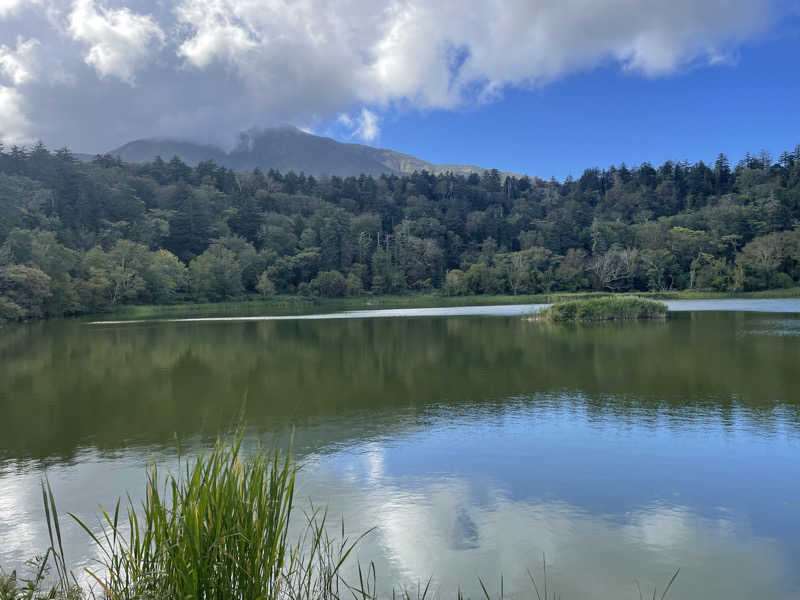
94,287,800,319
3,287,800,324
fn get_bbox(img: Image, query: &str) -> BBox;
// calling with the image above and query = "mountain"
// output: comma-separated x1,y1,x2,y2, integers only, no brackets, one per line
108,126,512,178
106,139,227,166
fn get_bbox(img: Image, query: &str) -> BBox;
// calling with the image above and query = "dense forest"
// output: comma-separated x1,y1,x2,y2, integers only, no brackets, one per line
1,142,799,321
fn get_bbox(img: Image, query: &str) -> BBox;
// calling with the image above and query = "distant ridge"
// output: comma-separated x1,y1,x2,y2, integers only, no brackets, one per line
108,126,520,178
107,139,227,166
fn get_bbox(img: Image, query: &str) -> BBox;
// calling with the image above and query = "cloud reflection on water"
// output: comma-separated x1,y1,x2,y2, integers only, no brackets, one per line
0,426,797,599
297,444,796,600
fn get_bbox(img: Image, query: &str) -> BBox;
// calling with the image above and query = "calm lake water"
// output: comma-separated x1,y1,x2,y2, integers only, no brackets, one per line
1,299,800,599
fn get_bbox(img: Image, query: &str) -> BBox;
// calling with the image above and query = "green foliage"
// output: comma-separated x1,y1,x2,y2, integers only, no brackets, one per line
443,269,467,296
0,265,51,319
190,243,244,301
311,270,347,297
736,229,800,289
465,262,498,295
257,271,277,297
537,297,668,322
71,439,301,599
345,269,364,296
1,142,800,320
0,296,25,320
148,249,188,303
0,556,81,600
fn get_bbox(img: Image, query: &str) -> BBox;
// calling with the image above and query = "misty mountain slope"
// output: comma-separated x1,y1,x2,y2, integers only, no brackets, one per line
109,139,228,166
227,127,392,176
109,126,505,177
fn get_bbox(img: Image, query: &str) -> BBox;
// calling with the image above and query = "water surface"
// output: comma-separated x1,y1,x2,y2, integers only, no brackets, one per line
1,299,799,599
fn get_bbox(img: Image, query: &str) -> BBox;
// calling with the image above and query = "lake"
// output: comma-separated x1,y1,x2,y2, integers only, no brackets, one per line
1,299,799,599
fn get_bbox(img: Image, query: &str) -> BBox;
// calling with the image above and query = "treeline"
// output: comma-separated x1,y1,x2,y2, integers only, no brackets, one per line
1,142,799,320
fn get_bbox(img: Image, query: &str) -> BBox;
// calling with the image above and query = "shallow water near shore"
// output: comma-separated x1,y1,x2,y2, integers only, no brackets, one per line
2,299,800,598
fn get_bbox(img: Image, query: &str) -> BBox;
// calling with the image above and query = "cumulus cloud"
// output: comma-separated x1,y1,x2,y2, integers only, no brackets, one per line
175,1,257,70
0,37,40,85
68,0,164,84
0,84,30,142
0,0,783,149
338,107,380,142
0,0,26,19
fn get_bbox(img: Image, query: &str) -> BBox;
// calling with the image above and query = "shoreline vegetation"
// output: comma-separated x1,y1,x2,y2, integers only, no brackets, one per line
83,286,800,322
0,286,792,324
532,297,669,322
2,144,800,324
0,287,795,327
0,435,679,600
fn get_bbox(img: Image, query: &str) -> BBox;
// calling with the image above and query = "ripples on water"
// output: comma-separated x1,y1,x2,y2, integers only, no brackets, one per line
741,318,800,337
3,398,798,598
2,301,800,599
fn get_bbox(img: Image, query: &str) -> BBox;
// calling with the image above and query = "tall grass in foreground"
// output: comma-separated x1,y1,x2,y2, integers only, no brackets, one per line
0,437,679,600
72,438,367,600
534,297,668,323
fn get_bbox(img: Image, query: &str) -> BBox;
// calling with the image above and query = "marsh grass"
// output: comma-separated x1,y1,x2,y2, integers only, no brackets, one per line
69,437,367,600
534,297,668,323
1,437,680,600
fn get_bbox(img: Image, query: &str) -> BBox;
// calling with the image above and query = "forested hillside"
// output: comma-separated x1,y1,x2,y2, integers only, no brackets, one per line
1,143,799,321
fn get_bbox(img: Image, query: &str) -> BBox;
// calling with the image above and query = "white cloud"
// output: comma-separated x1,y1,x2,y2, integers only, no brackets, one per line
0,37,40,85
0,0,783,150
68,0,165,84
0,84,30,143
167,0,781,114
175,0,257,69
171,0,775,135
338,107,380,142
0,0,25,19
358,0,773,105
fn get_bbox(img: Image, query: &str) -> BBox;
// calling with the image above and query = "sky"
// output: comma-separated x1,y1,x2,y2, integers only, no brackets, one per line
0,0,798,180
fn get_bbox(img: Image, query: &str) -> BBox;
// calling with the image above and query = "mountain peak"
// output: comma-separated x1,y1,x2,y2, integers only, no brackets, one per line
110,127,514,178
244,124,309,137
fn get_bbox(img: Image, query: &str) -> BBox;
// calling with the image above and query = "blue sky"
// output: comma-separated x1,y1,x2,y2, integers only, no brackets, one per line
348,18,800,180
1,1,799,180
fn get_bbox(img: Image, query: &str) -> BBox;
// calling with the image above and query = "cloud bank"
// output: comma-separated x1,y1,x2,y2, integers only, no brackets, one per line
0,0,781,150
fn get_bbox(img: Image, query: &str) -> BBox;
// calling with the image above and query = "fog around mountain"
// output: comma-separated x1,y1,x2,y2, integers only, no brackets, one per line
109,126,512,177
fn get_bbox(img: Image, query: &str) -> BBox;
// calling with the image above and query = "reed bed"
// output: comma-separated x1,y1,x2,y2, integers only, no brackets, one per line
534,297,668,323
